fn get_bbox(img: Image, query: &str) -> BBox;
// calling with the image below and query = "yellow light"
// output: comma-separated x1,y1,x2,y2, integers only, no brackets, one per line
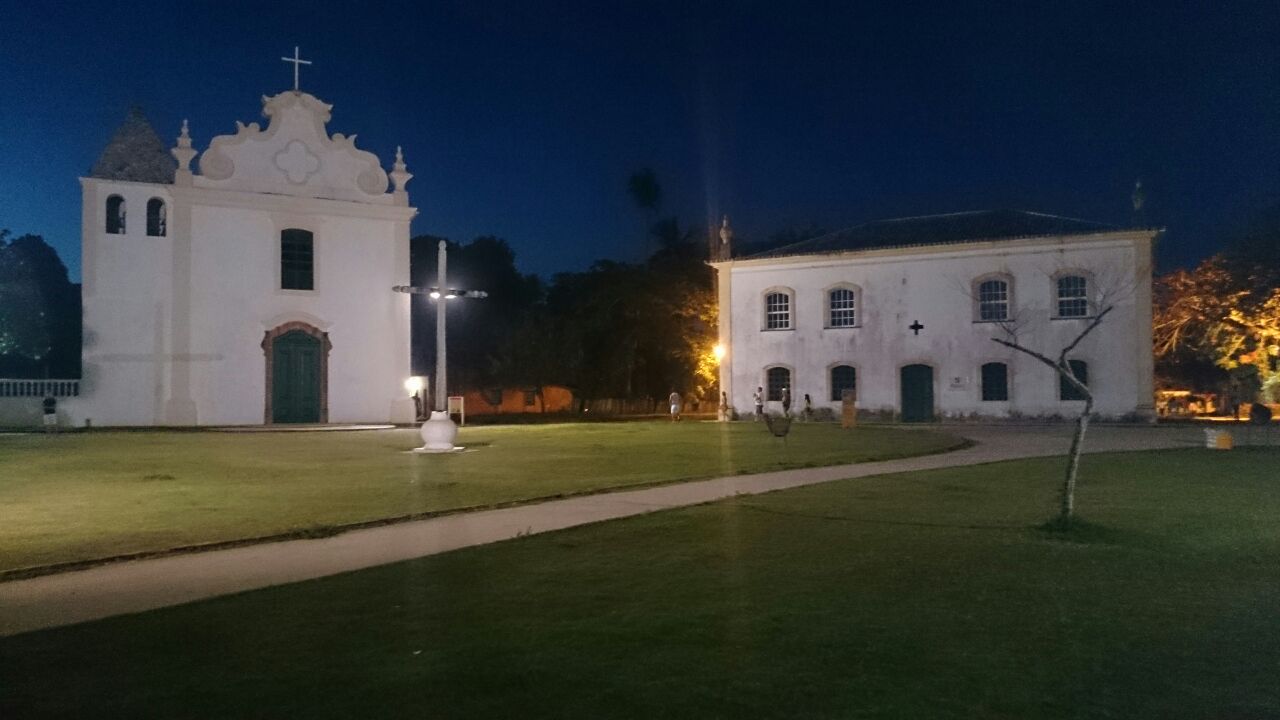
403,376,425,396
712,344,726,362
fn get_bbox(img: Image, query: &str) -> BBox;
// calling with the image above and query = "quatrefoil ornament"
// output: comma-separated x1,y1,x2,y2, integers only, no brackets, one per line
274,140,321,184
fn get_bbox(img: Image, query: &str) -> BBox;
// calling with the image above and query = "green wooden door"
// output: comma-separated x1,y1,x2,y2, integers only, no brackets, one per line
900,364,934,422
272,331,321,423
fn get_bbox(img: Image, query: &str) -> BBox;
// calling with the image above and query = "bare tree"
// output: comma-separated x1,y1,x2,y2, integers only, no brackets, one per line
958,264,1136,527
993,307,1113,526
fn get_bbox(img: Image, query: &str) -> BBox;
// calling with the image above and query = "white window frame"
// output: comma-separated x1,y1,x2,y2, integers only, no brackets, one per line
973,274,1013,322
762,288,794,331
1053,272,1092,319
824,284,860,328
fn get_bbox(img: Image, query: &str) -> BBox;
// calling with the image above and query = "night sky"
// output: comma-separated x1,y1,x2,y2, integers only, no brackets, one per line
2,1,1279,282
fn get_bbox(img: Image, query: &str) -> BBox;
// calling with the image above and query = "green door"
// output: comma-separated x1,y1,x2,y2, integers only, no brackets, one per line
900,364,934,422
272,331,321,423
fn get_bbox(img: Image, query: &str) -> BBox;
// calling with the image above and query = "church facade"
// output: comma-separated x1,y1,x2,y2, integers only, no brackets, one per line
712,211,1158,421
72,90,417,426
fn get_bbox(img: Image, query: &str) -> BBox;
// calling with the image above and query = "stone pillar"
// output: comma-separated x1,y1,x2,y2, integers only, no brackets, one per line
163,188,198,425
1133,232,1157,422
716,262,733,416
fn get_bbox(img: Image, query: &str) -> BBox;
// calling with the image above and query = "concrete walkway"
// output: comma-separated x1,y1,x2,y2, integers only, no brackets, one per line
0,425,1206,637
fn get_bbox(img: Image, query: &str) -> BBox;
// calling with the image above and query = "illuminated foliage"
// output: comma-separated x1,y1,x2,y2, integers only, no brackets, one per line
1155,254,1280,398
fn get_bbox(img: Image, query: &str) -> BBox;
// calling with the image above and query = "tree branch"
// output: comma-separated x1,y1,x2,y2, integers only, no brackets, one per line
1058,305,1114,363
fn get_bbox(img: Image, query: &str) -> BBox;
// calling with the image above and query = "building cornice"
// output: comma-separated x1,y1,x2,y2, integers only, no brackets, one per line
710,230,1160,271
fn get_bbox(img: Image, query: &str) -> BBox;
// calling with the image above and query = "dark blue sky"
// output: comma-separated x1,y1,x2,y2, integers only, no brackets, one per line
2,1,1279,281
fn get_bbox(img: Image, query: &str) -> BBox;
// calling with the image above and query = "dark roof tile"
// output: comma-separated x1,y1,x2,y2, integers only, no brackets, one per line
745,210,1130,260
90,108,177,184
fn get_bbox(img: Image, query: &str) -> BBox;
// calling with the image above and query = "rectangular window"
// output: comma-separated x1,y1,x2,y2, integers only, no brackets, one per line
978,279,1009,321
1060,360,1088,401
829,288,857,327
765,293,791,330
1057,275,1089,317
281,229,314,290
981,362,1009,401
830,365,857,402
523,390,537,407
766,367,791,402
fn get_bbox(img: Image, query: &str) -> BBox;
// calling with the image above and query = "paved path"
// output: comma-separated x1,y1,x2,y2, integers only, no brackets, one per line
0,425,1205,637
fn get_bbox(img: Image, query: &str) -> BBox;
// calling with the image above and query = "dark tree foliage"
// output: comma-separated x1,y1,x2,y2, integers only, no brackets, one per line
411,170,720,406
0,231,81,378
492,218,716,404
410,235,543,390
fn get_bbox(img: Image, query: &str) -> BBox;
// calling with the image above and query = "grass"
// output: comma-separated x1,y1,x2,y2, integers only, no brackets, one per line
0,422,962,572
2,448,1278,718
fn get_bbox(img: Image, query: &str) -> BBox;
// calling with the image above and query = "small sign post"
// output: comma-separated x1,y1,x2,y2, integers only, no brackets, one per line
841,389,857,428
448,395,465,427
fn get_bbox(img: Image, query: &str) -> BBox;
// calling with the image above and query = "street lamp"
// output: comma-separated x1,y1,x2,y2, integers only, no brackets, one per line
392,240,487,452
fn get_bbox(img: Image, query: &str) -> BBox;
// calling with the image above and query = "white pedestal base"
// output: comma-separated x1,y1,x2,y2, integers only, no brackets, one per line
416,411,459,453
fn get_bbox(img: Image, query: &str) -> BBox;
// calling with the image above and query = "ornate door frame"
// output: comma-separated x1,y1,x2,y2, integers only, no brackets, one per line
262,321,332,424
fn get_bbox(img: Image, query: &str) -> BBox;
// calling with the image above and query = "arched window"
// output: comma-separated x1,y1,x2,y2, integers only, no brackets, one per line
105,195,126,234
976,277,1010,321
766,366,791,402
281,228,314,290
146,198,167,237
830,365,856,402
1056,274,1089,318
764,290,792,330
1059,360,1088,401
827,286,858,328
981,362,1009,401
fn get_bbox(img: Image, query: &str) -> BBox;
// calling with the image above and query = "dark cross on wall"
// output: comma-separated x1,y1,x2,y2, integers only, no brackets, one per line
909,320,924,336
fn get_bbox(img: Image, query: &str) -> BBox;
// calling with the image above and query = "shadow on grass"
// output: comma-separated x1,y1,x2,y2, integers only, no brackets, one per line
1035,516,1156,549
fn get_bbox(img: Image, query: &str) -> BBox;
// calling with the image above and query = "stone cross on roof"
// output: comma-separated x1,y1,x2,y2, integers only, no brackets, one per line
281,46,312,91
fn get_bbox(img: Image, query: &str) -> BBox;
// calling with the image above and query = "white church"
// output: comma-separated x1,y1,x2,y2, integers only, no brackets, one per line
68,68,416,426
712,211,1158,421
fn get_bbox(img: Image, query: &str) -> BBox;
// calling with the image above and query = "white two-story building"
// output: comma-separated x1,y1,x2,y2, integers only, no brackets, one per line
712,210,1158,421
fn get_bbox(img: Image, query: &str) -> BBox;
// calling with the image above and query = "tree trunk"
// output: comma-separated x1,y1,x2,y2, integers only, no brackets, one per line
1060,393,1093,525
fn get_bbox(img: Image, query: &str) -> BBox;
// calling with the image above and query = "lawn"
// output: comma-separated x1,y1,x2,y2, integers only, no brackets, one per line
2,448,1277,718
0,422,962,573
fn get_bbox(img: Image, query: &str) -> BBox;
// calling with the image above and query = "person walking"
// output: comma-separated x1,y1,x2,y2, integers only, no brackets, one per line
803,393,813,421
668,390,682,422
781,387,792,418
753,387,764,421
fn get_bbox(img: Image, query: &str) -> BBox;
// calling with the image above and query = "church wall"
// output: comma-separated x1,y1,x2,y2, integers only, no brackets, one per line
723,234,1154,421
183,203,412,425
74,179,176,426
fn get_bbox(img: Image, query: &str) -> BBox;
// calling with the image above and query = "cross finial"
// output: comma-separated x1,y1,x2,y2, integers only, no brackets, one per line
281,46,312,92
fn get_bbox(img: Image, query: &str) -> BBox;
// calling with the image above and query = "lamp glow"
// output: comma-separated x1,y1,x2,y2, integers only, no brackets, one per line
712,343,726,362
404,376,426,396
428,291,441,299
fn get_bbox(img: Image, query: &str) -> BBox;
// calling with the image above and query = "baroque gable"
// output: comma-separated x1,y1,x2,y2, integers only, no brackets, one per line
195,91,391,203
